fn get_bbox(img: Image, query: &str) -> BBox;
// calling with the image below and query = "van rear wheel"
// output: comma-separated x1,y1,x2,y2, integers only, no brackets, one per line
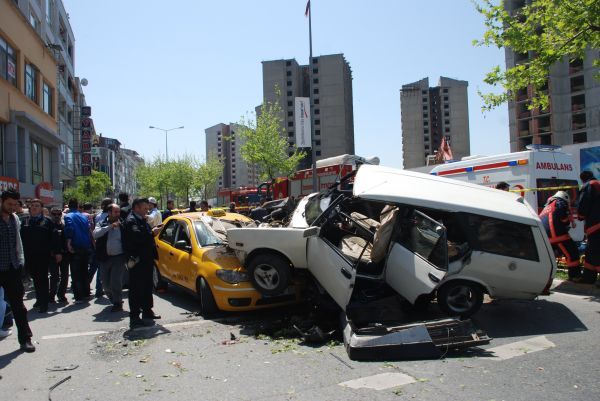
437,281,483,318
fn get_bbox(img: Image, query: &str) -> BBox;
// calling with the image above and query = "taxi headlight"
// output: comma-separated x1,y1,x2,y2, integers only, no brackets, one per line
216,269,250,284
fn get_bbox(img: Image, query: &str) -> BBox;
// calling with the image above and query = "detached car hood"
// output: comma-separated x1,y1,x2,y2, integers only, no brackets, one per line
353,165,540,226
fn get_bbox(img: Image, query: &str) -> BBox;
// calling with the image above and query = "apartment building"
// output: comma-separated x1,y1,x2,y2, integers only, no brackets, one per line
205,123,259,191
0,0,63,204
400,77,471,169
262,54,355,169
505,0,600,151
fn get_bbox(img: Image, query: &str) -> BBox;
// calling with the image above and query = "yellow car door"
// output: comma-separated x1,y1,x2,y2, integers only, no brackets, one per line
169,220,198,290
156,219,179,281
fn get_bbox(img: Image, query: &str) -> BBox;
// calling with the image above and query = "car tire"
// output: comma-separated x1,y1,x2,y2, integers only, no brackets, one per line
247,254,291,296
437,281,484,318
197,277,218,317
153,264,168,291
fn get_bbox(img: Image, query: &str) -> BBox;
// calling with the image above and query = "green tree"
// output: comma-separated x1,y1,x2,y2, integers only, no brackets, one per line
474,0,600,110
194,152,223,201
63,170,112,205
237,90,306,183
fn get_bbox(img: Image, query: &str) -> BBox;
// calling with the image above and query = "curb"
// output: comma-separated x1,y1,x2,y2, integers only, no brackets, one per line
551,279,600,297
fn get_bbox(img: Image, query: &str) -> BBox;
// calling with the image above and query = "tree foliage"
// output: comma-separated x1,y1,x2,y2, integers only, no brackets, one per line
63,170,112,205
237,90,306,182
474,0,600,110
136,154,224,206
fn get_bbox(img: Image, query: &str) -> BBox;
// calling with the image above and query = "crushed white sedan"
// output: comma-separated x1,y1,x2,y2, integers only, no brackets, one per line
227,165,556,318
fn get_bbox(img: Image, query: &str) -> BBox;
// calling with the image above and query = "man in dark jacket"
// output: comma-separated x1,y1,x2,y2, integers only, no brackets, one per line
123,198,160,328
48,208,69,303
119,192,131,221
577,170,600,284
20,199,60,313
93,204,126,312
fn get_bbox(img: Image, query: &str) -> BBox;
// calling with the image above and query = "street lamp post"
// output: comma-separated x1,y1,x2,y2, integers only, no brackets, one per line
149,125,184,161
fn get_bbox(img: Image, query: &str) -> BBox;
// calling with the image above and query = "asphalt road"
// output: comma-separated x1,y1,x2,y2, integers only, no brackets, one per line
0,280,598,401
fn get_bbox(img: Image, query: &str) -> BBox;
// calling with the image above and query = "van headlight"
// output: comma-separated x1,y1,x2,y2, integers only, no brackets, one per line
216,269,250,284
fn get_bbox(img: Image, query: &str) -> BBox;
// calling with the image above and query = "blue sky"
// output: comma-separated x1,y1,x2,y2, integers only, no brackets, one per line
63,0,509,169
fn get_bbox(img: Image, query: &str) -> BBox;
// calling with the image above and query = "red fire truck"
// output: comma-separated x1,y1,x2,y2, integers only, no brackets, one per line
218,154,379,206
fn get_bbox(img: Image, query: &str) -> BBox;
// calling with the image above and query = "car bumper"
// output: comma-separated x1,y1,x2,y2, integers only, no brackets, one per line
210,283,300,312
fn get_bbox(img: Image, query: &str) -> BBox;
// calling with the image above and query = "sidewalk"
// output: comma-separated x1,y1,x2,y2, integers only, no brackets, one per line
551,279,600,297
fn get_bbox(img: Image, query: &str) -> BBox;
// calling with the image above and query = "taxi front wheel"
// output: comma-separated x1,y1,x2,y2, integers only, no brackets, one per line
247,254,291,296
197,277,218,316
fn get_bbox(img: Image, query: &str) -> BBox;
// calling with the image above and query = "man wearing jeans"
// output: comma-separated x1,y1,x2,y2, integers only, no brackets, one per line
0,189,34,352
64,198,93,303
93,204,126,312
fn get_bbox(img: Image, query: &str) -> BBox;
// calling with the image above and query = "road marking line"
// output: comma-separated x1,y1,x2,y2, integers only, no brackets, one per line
339,372,417,391
42,331,108,340
40,319,215,340
481,336,555,360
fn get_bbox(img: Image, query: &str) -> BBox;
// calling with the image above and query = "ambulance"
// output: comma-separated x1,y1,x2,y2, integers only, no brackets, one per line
429,145,583,241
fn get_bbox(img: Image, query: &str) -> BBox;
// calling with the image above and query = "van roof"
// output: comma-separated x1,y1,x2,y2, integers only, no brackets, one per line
354,165,539,225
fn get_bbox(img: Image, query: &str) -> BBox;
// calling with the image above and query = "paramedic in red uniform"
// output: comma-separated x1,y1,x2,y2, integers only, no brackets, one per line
539,191,581,279
577,171,600,284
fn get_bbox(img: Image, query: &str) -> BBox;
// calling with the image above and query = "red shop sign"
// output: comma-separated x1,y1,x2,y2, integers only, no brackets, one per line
35,182,54,204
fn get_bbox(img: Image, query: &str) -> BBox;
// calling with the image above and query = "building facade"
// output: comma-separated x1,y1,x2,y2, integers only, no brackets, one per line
205,123,259,191
0,0,63,204
262,54,355,169
505,0,600,151
401,77,471,169
117,148,142,197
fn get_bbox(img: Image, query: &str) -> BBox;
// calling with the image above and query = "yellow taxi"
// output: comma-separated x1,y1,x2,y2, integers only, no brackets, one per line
153,212,298,315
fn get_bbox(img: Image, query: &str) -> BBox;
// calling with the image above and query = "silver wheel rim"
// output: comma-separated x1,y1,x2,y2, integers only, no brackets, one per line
446,285,476,314
254,264,280,290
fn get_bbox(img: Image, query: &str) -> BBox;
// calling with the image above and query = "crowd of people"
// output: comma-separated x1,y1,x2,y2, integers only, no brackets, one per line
0,191,162,353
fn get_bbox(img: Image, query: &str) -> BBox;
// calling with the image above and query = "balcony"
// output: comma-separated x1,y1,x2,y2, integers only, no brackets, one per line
518,110,531,119
570,76,585,92
572,122,586,130
572,113,586,130
518,129,530,137
569,59,583,75
571,94,585,112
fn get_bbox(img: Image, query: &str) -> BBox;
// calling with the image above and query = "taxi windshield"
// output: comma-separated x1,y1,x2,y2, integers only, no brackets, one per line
193,220,223,247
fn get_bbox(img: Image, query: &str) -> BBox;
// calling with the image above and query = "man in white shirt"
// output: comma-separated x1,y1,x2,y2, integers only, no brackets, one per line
146,197,162,228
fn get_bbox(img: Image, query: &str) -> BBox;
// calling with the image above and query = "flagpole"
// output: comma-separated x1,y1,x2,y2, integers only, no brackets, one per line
308,0,318,191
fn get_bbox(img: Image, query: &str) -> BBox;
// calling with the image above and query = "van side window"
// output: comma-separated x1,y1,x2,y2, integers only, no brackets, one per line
461,213,539,261
396,210,448,270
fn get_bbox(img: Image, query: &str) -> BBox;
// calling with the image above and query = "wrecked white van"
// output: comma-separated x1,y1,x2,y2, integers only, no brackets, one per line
226,165,556,317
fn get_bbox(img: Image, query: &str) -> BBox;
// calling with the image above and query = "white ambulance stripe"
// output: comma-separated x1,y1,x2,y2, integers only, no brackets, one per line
482,336,555,360
339,372,417,391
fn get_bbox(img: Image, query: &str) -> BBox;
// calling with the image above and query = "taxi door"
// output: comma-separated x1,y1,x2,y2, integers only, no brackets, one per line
169,220,197,290
155,219,179,281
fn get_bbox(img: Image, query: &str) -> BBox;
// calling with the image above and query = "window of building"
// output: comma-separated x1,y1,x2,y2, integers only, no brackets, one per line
313,78,319,84
421,90,427,95
31,140,43,184
25,64,38,103
315,140,321,146
445,127,450,132
312,57,318,64
573,131,587,143
287,100,293,107
29,12,40,33
313,88,319,95
0,37,17,87
288,141,294,146
422,105,427,111
424,121,429,126
315,119,320,125
287,90,292,96
424,129,429,134
444,119,450,125
287,121,293,127
313,68,318,74
316,151,321,156
288,111,293,117
423,113,428,118
422,97,427,103
42,82,53,116
444,104,449,109
443,88,448,94
315,129,320,136
315,109,320,115
444,96,449,102
286,70,291,76
287,80,292,87
444,111,449,117
46,0,53,25
286,60,291,66
288,131,294,137
314,98,319,105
